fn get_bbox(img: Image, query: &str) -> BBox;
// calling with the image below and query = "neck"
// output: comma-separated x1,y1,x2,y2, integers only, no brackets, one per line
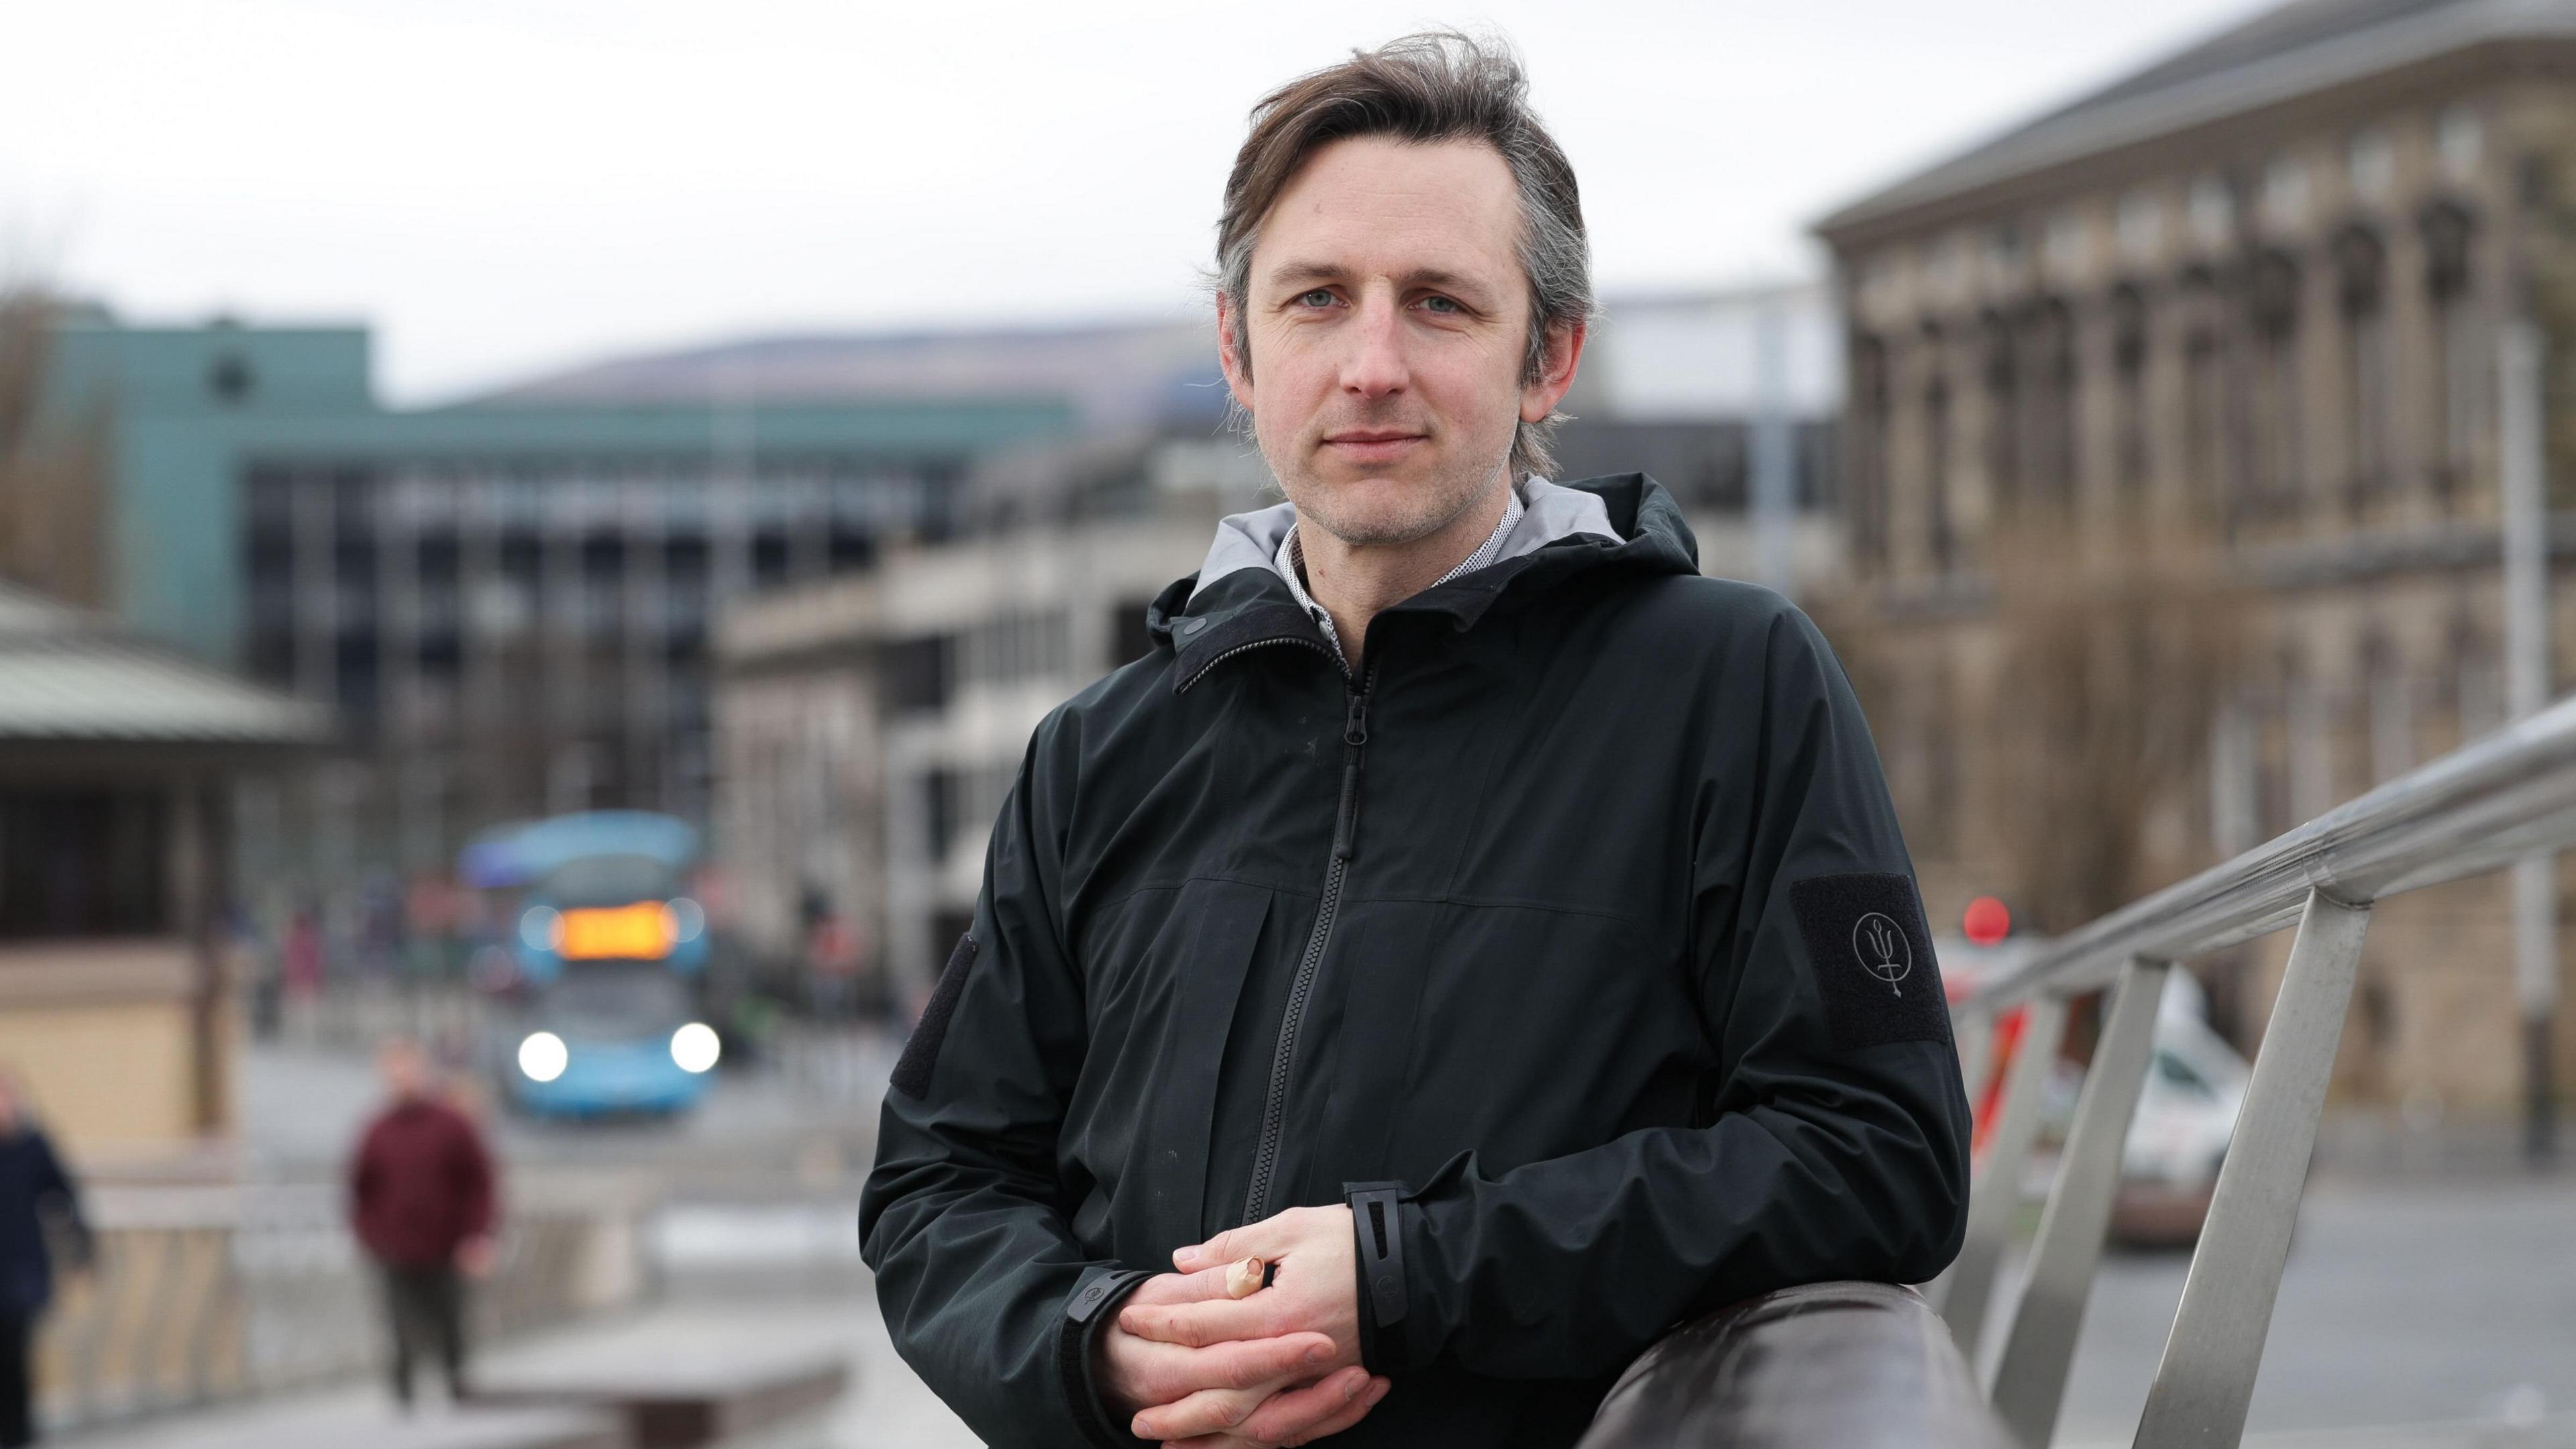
1297,475,1511,674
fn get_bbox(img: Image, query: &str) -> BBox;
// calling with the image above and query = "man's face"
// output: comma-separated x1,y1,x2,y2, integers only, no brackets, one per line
1220,136,1573,547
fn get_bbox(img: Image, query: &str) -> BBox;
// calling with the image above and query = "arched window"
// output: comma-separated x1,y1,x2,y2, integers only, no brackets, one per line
2420,201,2480,507
1981,309,2021,519
2332,225,2392,512
2028,298,2080,515
2246,249,2305,517
2177,266,2232,530
1921,320,1957,574
1848,333,1892,567
2110,283,2151,511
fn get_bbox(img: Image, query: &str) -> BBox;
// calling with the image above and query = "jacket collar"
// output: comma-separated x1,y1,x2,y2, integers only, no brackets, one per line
1146,473,1701,692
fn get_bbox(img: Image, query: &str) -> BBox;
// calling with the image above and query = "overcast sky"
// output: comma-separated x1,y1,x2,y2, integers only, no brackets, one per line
3,0,2274,404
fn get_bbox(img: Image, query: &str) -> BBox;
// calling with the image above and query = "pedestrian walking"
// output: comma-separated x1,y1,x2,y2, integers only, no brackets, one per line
348,1036,497,1409
861,32,1970,1448
0,1071,88,1448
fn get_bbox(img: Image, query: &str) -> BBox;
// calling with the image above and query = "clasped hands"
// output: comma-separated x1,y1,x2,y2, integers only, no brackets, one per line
1094,1204,1392,1447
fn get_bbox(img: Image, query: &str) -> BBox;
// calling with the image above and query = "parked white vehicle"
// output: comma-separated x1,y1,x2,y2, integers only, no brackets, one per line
1942,938,2253,1245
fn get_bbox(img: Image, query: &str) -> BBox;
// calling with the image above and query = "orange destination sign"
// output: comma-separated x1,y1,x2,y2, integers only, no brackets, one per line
558,902,674,961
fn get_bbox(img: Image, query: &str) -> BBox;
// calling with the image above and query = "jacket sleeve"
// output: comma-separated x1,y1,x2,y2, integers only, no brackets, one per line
30,1131,92,1269
1360,600,1974,1381
859,720,1152,1449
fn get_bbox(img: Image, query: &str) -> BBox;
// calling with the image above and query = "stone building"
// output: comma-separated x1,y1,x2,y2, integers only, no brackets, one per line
1814,0,2576,1114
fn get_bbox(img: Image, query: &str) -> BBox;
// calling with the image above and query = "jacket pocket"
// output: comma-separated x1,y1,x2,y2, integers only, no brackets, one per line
1066,879,1271,1265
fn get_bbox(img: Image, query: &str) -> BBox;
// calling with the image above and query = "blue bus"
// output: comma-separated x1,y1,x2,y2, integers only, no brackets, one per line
458,812,718,1118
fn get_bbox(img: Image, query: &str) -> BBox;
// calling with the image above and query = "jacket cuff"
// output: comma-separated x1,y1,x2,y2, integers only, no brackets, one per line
1060,1265,1156,1447
1344,1181,1413,1375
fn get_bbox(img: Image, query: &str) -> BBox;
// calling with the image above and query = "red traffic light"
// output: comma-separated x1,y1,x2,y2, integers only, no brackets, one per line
1963,896,2011,947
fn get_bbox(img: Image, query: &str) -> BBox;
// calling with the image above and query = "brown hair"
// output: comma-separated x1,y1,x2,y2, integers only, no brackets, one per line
1218,31,1593,478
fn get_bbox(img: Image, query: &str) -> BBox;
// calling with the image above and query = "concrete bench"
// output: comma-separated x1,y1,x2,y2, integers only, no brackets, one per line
465,1316,849,1449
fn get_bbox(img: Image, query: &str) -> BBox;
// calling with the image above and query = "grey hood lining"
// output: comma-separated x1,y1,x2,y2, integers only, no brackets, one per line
1187,477,1621,605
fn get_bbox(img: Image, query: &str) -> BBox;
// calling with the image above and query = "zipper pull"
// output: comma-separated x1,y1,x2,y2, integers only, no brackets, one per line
1343,688,1371,749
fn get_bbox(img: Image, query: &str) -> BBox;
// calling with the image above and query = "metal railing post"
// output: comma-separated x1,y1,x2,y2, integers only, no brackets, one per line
1941,994,2066,1361
1988,956,2170,1447
2131,889,2372,1449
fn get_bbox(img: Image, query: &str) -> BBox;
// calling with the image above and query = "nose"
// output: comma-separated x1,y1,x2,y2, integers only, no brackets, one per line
1339,291,1409,400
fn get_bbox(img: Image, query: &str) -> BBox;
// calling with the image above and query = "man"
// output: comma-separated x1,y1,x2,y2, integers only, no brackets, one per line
860,32,1970,1448
0,1071,87,1446
349,1036,497,1409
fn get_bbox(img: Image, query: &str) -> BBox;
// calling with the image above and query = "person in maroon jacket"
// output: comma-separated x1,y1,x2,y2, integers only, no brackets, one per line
348,1036,497,1408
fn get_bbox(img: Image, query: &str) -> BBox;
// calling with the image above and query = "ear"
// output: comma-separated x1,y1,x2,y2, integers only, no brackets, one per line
1216,292,1257,414
1519,317,1588,424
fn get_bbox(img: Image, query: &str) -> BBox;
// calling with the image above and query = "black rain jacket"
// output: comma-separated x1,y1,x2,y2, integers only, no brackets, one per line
859,474,1972,1447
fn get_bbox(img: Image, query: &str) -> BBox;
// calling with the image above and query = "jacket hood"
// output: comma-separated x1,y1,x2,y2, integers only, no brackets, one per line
1146,473,1702,690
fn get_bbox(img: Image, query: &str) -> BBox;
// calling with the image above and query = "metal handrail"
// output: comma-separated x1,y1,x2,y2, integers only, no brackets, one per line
1937,689,2576,1447
1969,690,2576,1010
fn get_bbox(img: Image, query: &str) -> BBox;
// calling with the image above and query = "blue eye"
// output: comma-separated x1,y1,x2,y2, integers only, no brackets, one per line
1297,288,1335,308
1421,295,1460,314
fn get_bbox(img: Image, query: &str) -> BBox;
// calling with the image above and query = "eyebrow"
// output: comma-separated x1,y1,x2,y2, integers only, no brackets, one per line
1263,261,1499,305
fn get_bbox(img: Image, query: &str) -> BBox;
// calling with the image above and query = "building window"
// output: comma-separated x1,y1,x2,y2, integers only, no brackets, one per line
2180,271,2229,529
1849,334,1892,566
2247,250,2305,517
2422,201,2479,507
2110,284,2151,511
1923,329,1957,576
2332,225,2393,513
1982,311,2021,520
2028,299,2078,515
0,792,170,940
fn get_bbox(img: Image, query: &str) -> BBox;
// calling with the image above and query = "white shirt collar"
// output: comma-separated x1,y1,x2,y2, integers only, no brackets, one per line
1277,483,1527,665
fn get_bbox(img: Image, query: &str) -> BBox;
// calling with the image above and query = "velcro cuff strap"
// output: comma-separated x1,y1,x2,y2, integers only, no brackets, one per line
1344,1181,1410,1373
1060,1268,1155,1446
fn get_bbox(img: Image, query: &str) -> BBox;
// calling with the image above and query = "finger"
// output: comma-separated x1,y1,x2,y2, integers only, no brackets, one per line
1235,1364,1371,1444
1281,1375,1391,1446
1130,1331,1334,1408
1120,1293,1279,1348
1123,1263,1243,1309
1225,1255,1267,1299
1131,1382,1269,1441
1172,1228,1242,1272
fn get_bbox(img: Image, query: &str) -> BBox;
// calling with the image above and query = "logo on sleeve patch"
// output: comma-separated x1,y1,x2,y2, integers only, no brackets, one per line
1788,873,1951,1051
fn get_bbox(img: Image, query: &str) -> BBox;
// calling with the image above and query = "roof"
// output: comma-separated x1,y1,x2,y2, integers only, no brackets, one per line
0,582,330,746
474,316,1225,435
1815,0,2576,239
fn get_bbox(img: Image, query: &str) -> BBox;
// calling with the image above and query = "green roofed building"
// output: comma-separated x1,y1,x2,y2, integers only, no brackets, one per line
35,315,1077,877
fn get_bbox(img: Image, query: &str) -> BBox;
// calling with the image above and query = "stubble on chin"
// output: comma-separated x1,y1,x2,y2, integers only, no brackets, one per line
1267,430,1511,550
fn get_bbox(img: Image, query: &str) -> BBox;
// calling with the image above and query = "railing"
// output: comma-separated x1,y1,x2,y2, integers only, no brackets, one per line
1931,690,2576,1448
36,1174,647,1434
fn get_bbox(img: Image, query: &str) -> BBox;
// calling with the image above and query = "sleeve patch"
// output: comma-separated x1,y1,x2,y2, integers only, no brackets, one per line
891,933,977,1099
1786,873,1951,1052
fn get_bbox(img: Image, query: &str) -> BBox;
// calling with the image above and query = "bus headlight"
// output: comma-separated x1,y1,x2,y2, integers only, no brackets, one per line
670,1022,721,1074
518,1031,569,1083
520,906,564,953
666,898,706,945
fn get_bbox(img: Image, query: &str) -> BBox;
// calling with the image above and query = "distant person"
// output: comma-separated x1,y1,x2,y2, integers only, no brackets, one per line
348,1037,497,1409
0,1071,90,1447
859,32,1968,1447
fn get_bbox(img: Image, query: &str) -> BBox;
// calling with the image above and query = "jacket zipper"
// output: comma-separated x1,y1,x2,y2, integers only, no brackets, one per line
1241,657,1375,1226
